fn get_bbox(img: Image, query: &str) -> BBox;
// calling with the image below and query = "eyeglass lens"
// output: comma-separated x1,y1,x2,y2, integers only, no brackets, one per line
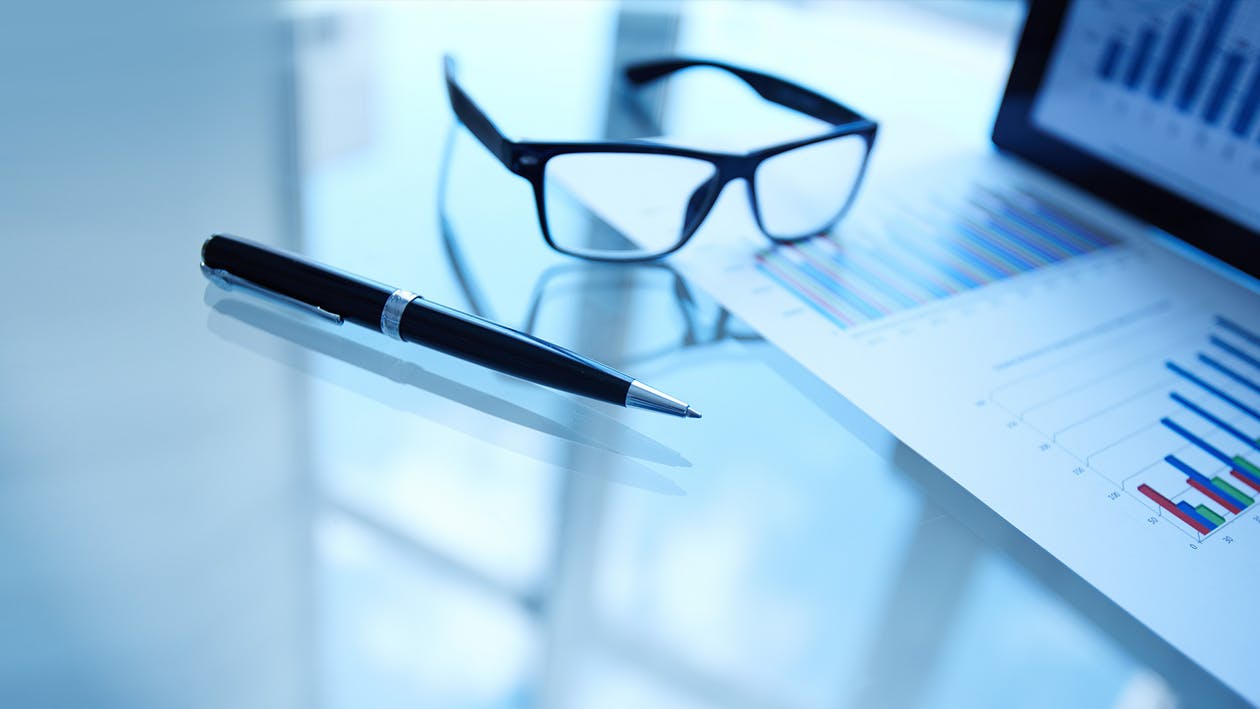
541,136,867,259
754,134,869,239
542,152,717,259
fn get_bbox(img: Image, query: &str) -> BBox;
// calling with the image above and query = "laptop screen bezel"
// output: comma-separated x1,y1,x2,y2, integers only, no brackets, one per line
991,0,1258,279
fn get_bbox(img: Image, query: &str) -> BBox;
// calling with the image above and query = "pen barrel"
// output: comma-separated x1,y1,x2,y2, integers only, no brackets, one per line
202,234,392,330
203,234,636,408
398,298,632,406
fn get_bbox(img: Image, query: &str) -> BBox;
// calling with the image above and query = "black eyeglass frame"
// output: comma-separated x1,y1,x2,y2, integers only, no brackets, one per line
444,55,879,262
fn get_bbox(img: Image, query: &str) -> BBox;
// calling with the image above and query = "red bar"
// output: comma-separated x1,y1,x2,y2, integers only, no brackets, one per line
1187,477,1244,514
1139,483,1211,534
1231,469,1260,494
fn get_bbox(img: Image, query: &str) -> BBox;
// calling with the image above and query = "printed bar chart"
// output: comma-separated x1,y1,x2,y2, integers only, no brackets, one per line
1234,460,1260,491
754,186,1118,329
1213,477,1252,506
1169,455,1245,512
1138,483,1212,534
1197,505,1226,526
991,314,1260,541
1133,325,1260,539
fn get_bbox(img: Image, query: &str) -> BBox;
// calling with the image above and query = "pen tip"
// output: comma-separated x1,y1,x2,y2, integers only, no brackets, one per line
686,408,701,419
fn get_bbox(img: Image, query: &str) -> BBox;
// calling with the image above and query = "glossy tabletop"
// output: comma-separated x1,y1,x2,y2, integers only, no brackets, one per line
0,2,1222,708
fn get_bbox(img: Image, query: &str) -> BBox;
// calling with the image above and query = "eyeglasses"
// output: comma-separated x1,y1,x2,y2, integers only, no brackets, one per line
444,55,878,262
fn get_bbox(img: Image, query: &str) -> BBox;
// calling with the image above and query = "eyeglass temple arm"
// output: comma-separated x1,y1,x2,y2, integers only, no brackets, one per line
624,58,868,127
444,56,516,169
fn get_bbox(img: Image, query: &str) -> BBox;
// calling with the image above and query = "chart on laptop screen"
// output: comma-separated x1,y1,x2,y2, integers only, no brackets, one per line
1033,0,1260,233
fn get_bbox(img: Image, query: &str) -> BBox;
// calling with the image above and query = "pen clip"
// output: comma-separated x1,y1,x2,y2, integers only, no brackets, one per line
201,263,344,325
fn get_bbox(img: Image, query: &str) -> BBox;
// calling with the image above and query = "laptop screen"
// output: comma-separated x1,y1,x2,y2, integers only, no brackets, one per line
1031,0,1260,234
992,0,1259,278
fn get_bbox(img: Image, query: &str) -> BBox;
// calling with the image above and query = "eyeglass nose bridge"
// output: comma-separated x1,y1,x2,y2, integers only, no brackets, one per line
679,153,764,242
717,151,763,182
680,173,724,240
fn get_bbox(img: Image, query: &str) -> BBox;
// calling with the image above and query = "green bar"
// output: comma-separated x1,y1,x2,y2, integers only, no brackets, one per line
1212,476,1255,507
1233,456,1260,478
1196,504,1226,526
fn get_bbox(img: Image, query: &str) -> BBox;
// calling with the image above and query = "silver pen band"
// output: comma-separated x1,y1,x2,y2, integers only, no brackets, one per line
624,380,695,417
380,289,418,340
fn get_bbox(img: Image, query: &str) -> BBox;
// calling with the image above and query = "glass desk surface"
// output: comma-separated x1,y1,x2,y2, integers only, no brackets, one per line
0,2,1227,707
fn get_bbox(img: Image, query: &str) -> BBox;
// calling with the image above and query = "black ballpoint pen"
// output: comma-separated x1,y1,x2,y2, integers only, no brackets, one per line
200,235,701,418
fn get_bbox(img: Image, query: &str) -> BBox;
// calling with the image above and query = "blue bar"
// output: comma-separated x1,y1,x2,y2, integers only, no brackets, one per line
1162,416,1237,468
1169,455,1219,493
1098,36,1125,81
1204,52,1245,125
1124,27,1159,90
810,244,921,309
790,258,886,320
1217,316,1260,348
1166,454,1202,478
983,214,1066,262
992,206,1083,256
993,202,1090,255
1166,454,1223,491
1024,199,1117,249
1236,465,1260,491
885,228,984,289
878,238,972,295
954,222,1038,272
1166,361,1260,423
1230,61,1260,138
1198,353,1260,397
755,264,849,328
939,235,1010,281
1177,500,1217,530
1152,12,1194,100
979,186,1106,250
1210,335,1260,371
1170,392,1260,453
1177,0,1237,112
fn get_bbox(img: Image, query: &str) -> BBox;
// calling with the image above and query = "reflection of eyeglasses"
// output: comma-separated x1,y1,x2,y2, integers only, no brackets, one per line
444,55,878,262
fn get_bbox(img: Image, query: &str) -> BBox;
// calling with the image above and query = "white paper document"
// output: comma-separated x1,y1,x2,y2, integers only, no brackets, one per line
561,152,1260,701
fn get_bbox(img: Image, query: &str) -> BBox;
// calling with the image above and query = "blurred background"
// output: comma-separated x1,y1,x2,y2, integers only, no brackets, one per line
0,1,1210,708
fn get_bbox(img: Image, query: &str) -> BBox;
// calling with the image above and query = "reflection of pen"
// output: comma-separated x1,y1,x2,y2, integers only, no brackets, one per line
200,235,701,418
